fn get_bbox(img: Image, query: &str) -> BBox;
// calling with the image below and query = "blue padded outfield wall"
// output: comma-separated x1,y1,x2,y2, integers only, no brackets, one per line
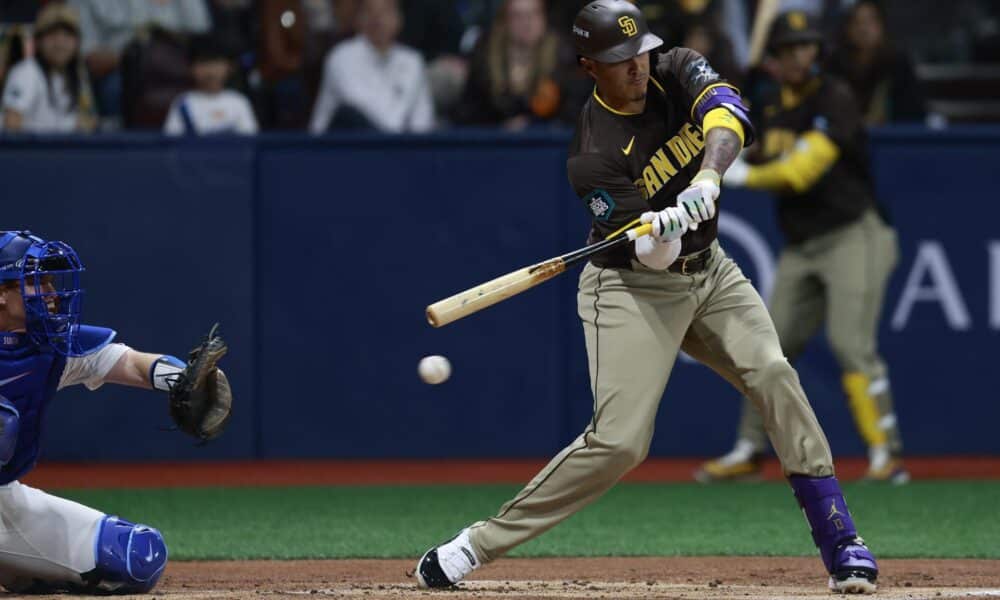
1,128,998,461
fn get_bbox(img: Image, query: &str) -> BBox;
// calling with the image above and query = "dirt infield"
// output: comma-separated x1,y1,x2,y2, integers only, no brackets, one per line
22,457,1000,489
86,557,998,600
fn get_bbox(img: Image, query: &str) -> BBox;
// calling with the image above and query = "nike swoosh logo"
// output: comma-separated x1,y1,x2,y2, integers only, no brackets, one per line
146,546,155,562
621,136,635,156
0,372,30,387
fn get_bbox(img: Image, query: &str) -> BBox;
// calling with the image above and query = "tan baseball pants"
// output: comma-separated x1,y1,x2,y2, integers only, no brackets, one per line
468,242,833,563
735,210,902,454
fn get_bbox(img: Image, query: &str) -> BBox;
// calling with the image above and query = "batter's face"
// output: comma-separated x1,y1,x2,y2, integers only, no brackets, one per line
584,53,650,108
774,42,819,86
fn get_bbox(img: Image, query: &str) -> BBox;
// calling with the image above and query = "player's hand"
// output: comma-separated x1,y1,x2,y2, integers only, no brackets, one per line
723,157,750,187
640,206,690,243
676,169,720,230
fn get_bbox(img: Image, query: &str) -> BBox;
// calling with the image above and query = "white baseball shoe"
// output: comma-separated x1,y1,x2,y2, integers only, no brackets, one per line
414,528,480,588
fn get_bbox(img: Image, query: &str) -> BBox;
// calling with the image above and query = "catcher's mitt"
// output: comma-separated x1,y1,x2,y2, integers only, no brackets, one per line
168,323,232,441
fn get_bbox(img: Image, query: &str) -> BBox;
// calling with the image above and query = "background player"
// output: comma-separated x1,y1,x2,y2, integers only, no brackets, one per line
696,11,906,485
415,1,879,594
0,230,231,593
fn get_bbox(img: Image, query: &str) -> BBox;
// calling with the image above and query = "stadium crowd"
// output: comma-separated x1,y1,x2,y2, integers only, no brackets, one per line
0,0,995,135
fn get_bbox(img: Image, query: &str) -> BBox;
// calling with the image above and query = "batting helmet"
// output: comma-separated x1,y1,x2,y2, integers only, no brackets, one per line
767,11,825,53
573,0,663,63
0,231,85,355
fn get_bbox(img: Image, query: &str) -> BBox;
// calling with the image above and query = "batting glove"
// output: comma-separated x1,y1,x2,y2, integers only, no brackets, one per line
722,157,750,187
676,169,720,230
640,205,690,243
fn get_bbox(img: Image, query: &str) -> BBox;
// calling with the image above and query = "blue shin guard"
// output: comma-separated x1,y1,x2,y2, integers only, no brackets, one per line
788,476,878,581
91,516,168,593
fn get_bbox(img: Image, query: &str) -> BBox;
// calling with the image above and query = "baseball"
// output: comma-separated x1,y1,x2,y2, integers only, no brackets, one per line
418,355,451,385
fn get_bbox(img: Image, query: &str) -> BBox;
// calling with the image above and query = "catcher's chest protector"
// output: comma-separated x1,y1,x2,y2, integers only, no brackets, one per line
0,334,66,484
0,325,113,484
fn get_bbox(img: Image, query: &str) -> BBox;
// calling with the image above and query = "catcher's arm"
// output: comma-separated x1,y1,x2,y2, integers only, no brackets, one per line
105,350,175,389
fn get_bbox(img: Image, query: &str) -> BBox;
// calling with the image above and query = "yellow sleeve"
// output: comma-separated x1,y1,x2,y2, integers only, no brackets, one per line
746,130,840,193
702,107,745,146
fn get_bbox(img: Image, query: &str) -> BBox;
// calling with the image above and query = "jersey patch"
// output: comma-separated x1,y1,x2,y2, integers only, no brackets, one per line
585,189,615,221
686,59,720,87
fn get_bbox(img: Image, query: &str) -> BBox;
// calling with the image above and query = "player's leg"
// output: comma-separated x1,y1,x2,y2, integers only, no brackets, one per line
686,247,878,593
415,262,698,587
0,481,166,594
821,210,906,482
695,246,826,482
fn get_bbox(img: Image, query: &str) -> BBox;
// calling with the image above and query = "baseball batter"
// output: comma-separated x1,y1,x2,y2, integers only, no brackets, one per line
0,230,231,594
416,2,879,594
696,11,906,485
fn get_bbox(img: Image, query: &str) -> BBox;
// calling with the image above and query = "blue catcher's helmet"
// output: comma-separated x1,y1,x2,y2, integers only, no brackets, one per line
0,231,85,355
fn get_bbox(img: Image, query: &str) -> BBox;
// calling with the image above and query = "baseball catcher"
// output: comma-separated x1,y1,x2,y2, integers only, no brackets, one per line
0,230,233,594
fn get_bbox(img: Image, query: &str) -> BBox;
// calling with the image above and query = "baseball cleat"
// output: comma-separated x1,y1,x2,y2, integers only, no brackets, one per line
828,537,878,594
863,457,910,484
694,441,764,483
415,528,479,588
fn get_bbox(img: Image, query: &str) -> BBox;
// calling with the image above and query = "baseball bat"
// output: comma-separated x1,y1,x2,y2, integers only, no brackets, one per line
426,223,652,328
748,0,780,67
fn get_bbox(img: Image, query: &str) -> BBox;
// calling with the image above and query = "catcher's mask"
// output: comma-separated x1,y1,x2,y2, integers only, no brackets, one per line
0,231,85,356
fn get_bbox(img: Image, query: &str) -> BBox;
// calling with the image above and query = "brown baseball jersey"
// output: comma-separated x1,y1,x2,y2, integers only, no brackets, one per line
566,48,749,268
757,75,877,244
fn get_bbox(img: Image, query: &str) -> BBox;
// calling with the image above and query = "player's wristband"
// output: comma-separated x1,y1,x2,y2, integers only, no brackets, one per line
150,355,185,392
692,168,721,186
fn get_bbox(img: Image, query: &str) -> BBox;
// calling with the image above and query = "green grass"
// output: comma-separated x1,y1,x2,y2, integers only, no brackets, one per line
55,481,1000,561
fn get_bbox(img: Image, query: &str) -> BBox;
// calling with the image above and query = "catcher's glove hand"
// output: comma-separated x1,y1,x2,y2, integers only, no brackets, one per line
168,323,232,441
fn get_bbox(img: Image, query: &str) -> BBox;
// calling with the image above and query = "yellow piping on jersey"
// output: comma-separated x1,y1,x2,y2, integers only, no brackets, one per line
689,82,741,121
593,88,640,116
703,107,745,146
649,76,666,95
745,130,840,193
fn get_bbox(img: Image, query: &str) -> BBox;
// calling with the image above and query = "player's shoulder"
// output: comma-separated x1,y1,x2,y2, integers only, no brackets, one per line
74,325,117,357
653,47,714,84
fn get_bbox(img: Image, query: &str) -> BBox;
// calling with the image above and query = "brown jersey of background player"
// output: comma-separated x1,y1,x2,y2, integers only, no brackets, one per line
697,10,907,485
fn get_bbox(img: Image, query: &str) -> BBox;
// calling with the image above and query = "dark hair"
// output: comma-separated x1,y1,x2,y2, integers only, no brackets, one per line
189,34,231,64
34,24,82,110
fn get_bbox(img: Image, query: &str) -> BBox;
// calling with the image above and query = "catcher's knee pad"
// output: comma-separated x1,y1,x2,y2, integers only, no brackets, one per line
92,515,167,593
0,396,19,466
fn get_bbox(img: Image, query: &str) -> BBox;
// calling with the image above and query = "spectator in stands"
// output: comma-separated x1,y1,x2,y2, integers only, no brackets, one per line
1,3,96,134
163,34,257,135
400,0,469,118
453,0,577,130
309,0,434,133
207,0,256,91
70,0,211,123
827,0,925,125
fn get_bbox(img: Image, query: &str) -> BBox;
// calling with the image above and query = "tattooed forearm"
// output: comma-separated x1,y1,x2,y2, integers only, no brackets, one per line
701,127,742,175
